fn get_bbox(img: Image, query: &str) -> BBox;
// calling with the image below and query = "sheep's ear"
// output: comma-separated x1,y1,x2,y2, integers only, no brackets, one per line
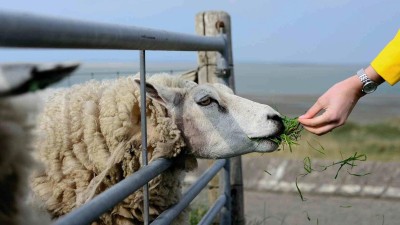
134,79,178,107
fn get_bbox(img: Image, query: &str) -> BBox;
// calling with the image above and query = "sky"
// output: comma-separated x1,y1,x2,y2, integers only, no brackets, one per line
0,0,399,64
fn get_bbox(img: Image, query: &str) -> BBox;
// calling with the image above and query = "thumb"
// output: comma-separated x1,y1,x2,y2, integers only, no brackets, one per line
299,102,323,120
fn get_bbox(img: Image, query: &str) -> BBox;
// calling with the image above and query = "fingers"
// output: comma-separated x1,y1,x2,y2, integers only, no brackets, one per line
298,97,341,135
298,101,331,128
297,77,360,136
299,114,336,135
298,102,341,135
299,109,343,135
301,123,337,136
299,101,323,120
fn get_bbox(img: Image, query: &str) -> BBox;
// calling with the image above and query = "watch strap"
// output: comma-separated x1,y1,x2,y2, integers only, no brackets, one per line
357,68,378,94
357,69,370,84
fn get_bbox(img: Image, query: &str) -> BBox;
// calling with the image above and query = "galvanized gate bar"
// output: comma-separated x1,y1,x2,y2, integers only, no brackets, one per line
52,159,173,225
0,11,225,51
151,159,226,225
198,195,227,225
139,50,150,225
1,9,236,225
221,158,232,224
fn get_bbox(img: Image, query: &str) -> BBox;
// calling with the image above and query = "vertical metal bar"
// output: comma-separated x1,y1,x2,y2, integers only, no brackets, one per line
218,24,232,225
220,159,231,224
139,50,149,225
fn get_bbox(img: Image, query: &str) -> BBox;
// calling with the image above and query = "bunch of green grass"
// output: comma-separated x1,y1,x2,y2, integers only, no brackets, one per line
272,116,303,152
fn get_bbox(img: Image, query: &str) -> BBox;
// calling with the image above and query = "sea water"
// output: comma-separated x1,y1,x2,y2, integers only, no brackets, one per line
55,62,399,96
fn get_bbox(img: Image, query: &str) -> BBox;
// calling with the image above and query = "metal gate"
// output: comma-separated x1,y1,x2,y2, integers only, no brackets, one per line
0,10,244,225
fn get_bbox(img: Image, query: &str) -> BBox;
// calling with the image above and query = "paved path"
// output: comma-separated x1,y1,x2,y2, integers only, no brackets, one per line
244,191,400,225
241,157,400,199
187,157,400,200
186,157,400,224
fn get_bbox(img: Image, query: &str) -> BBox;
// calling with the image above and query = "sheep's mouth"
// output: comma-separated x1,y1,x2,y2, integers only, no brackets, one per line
249,127,285,145
249,134,282,153
267,135,282,145
251,135,282,144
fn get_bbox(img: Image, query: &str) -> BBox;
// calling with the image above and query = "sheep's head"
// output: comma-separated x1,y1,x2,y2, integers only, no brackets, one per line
134,77,284,159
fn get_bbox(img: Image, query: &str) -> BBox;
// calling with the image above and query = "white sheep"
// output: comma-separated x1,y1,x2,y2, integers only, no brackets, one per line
31,73,284,225
0,62,78,225
0,92,54,225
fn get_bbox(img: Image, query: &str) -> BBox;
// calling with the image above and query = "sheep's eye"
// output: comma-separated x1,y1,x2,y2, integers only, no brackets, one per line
198,97,212,106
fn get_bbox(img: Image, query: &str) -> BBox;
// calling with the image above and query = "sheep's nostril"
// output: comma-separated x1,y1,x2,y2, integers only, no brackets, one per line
267,114,285,135
267,114,282,122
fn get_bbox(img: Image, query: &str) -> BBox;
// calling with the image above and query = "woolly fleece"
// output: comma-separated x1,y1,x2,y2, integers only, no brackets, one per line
31,74,196,225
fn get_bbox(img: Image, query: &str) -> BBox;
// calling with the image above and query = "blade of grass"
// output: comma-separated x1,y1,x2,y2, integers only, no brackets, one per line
303,157,312,174
306,140,326,155
295,177,306,201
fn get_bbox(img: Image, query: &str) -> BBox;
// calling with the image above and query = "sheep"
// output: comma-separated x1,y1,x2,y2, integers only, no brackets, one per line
0,62,78,225
0,92,53,225
31,73,284,225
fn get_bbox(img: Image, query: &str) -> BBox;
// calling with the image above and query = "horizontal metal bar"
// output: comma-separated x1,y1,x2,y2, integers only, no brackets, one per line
0,10,225,51
52,158,173,225
198,195,227,225
151,159,226,225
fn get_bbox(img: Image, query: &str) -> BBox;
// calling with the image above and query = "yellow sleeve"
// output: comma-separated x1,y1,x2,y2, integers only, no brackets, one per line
371,29,400,85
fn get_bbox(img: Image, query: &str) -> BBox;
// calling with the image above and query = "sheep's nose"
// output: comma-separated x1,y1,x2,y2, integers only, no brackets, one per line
267,114,285,135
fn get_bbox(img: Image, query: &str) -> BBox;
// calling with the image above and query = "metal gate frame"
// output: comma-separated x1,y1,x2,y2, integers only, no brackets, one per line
0,10,239,225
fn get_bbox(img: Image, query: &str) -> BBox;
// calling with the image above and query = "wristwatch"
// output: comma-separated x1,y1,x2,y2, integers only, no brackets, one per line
357,68,378,94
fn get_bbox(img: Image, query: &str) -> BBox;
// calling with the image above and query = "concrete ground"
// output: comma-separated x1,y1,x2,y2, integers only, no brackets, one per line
188,187,399,225
186,157,400,225
244,191,399,225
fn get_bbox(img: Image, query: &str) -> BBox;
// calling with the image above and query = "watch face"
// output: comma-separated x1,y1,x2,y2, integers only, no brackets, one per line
363,81,377,94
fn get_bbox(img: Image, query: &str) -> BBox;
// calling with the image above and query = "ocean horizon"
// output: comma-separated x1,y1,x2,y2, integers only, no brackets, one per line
54,62,399,96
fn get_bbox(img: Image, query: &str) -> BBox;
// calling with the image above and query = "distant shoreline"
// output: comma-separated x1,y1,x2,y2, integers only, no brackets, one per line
47,61,400,124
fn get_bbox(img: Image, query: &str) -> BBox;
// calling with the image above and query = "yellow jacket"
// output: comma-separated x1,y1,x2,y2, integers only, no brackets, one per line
371,30,400,85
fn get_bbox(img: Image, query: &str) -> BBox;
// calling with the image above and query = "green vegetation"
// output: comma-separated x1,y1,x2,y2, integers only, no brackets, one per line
273,116,303,152
275,118,400,162
189,204,208,225
272,116,400,201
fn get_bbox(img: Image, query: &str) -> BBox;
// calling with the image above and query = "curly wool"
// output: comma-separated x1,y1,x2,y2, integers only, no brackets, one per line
31,74,195,225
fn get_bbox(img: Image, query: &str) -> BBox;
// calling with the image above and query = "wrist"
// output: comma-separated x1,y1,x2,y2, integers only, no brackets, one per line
348,75,364,97
364,65,384,85
356,66,382,95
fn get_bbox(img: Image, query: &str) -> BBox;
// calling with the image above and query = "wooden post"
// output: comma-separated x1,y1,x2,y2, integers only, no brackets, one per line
195,11,244,225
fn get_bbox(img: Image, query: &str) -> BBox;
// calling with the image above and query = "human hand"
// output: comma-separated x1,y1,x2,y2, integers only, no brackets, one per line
298,76,363,135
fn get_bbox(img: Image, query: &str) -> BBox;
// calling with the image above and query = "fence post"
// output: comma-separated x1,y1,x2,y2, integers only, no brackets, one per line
195,11,244,225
